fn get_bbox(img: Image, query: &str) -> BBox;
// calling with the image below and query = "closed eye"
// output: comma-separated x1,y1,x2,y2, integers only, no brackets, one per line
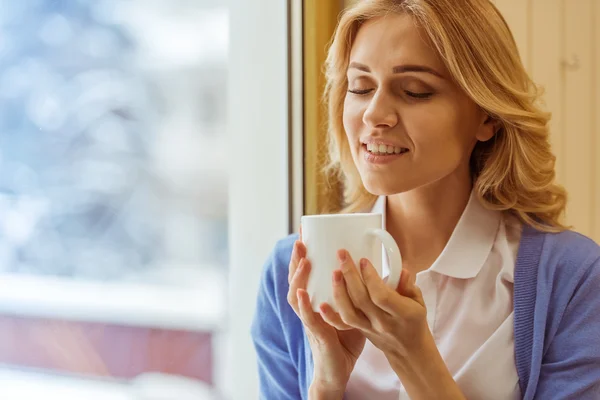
347,88,374,95
405,90,433,99
348,88,433,99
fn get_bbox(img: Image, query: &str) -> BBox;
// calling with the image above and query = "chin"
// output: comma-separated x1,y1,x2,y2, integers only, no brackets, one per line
358,160,465,197
361,176,417,197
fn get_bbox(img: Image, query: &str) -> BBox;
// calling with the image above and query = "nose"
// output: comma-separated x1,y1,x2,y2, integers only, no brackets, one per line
362,90,398,129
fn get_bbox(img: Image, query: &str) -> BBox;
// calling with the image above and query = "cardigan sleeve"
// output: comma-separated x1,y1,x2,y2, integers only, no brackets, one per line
251,243,302,400
534,257,600,399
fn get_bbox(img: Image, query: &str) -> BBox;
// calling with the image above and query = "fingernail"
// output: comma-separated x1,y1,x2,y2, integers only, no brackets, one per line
299,245,305,258
295,241,303,255
333,270,342,283
337,249,347,263
360,259,368,269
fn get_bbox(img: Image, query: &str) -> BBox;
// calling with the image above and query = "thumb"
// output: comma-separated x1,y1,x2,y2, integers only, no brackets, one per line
396,269,425,306
395,269,413,293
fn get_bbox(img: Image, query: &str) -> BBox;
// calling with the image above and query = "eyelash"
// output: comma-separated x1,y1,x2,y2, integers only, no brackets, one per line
347,89,373,95
347,88,433,99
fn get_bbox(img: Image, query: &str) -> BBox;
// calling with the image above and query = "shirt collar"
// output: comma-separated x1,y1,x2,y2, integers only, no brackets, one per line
370,190,501,279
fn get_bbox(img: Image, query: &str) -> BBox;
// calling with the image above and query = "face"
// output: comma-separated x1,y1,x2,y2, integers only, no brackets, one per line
343,13,495,196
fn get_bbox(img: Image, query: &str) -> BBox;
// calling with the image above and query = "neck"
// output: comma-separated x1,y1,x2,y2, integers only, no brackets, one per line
386,176,472,274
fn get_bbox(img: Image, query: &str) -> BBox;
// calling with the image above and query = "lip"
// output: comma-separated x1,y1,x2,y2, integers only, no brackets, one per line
361,144,409,165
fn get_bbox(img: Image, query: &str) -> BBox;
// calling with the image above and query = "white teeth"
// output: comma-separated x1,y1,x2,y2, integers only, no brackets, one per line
366,143,407,155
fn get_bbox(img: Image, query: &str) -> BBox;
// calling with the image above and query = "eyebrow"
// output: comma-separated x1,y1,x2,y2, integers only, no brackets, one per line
348,62,443,78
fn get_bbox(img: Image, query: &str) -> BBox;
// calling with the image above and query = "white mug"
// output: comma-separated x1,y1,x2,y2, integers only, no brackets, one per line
300,213,402,312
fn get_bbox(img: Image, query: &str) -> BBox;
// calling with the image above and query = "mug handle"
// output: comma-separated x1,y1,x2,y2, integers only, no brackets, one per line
366,228,403,290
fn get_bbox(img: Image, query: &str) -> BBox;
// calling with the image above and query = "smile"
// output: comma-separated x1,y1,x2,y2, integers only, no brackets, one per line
362,143,410,165
365,143,409,155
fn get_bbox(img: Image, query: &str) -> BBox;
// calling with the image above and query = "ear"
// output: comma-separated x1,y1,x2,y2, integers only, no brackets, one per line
476,114,499,142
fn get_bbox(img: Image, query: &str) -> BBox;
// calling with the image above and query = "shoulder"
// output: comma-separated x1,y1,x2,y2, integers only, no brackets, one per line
516,228,600,340
518,227,600,312
520,226,600,277
538,229,600,281
541,228,600,260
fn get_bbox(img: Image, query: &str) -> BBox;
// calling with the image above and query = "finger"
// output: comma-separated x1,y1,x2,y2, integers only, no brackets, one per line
360,257,408,315
288,240,306,284
398,269,425,307
318,302,354,331
338,250,379,316
299,224,303,241
297,289,330,339
395,269,411,293
332,269,371,329
287,258,311,314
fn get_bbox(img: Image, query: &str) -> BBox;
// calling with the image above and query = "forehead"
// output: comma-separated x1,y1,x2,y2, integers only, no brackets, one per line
349,13,445,71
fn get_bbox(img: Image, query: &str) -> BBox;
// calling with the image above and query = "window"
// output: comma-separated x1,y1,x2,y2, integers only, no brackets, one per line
0,0,228,280
0,0,292,398
0,1,232,398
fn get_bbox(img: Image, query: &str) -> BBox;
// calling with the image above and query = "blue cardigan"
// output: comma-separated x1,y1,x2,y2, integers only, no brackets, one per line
251,226,600,399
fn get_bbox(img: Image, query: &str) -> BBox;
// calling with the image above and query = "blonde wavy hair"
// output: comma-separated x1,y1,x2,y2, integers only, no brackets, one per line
324,0,567,232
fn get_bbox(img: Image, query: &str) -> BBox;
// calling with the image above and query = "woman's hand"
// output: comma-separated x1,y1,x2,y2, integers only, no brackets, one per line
287,234,366,398
322,250,465,400
322,249,428,360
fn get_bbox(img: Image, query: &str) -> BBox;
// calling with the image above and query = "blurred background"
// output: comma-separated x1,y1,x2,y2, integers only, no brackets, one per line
0,0,239,399
0,0,597,399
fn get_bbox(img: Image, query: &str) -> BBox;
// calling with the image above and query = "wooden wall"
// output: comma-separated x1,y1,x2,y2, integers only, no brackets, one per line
495,0,600,242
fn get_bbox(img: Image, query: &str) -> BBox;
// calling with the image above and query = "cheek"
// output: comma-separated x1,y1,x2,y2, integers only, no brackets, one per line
407,104,472,159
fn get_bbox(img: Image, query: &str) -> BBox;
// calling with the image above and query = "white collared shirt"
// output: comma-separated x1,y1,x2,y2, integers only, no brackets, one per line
346,191,522,400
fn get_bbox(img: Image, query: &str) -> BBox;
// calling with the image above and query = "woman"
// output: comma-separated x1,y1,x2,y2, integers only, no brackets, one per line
251,0,600,399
